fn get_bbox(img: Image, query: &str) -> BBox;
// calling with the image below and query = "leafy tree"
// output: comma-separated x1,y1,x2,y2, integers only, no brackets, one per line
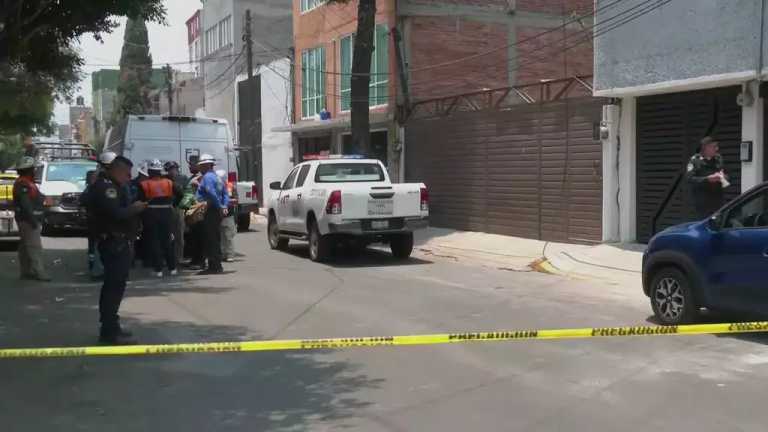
0,135,23,172
329,0,376,156
112,18,155,124
0,0,166,135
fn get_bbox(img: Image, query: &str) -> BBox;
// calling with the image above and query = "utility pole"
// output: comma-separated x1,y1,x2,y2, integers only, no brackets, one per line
243,9,261,194
165,63,174,115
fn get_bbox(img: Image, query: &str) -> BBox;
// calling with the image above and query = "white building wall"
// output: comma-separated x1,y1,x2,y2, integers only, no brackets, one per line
235,58,293,193
741,81,765,192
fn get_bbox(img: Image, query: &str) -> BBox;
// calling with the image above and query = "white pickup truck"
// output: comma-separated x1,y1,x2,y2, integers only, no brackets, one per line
266,156,429,262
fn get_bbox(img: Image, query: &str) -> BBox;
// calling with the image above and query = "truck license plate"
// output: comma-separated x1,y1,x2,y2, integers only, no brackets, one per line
371,220,389,230
367,199,394,216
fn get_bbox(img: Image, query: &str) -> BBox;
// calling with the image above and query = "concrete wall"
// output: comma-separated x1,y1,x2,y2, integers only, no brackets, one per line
595,0,768,95
256,58,294,191
401,0,593,101
203,0,292,137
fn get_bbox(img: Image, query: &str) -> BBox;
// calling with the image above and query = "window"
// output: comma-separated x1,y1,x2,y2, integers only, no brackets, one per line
314,163,385,183
724,191,768,229
204,16,231,55
45,163,97,186
282,167,300,190
340,25,389,111
301,46,326,118
301,0,327,12
295,165,312,188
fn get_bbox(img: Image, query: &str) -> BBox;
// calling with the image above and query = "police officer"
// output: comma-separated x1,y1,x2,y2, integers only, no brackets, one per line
195,154,229,275
13,156,50,281
137,159,180,277
686,136,729,219
87,155,147,345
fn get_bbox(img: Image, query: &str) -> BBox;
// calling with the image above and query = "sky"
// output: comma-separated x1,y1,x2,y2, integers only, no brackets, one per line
54,0,201,124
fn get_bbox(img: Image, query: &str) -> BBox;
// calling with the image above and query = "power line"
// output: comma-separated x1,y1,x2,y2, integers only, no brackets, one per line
205,48,245,89
207,63,248,100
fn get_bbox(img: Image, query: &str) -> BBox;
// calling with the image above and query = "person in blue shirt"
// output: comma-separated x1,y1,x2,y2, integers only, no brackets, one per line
195,154,229,274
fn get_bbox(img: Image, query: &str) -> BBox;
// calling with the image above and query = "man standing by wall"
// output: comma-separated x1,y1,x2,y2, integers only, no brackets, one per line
13,156,49,281
685,136,729,219
195,154,229,275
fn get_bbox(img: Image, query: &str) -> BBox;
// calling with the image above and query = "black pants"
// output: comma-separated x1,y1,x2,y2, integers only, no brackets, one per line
99,237,131,337
185,220,205,264
203,206,223,271
143,208,176,272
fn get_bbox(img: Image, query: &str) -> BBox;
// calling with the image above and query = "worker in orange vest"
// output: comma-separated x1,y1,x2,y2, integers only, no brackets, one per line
137,159,182,277
13,156,50,281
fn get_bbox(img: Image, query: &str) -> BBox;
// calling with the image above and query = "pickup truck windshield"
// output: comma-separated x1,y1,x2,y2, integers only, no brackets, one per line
315,163,385,183
45,163,96,184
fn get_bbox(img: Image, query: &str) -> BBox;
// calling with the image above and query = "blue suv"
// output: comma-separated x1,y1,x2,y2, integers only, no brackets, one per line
643,183,768,324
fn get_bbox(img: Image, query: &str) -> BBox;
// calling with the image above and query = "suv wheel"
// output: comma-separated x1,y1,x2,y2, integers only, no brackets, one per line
308,221,331,262
650,267,697,325
267,215,288,250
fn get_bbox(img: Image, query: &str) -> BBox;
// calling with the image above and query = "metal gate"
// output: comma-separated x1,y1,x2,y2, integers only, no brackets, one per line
405,96,604,244
636,86,742,242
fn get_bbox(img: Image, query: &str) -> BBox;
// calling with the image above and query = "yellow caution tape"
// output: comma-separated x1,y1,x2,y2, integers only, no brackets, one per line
2,321,768,359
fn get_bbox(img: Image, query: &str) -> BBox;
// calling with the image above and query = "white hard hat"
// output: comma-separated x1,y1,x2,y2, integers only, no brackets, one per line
138,163,148,177
198,153,216,166
16,156,36,170
98,151,117,165
148,159,163,171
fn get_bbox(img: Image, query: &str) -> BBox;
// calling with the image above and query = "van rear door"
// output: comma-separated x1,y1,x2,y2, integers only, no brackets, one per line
125,117,181,173
179,119,232,175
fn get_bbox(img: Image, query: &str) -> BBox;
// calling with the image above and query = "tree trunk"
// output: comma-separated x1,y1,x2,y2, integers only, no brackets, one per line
350,0,376,156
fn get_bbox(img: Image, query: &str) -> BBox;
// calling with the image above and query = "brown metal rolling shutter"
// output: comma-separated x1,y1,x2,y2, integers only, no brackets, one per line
406,97,604,244
636,86,742,243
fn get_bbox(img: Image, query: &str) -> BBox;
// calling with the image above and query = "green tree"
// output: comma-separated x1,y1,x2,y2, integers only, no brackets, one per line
0,0,166,135
112,18,155,124
0,135,23,172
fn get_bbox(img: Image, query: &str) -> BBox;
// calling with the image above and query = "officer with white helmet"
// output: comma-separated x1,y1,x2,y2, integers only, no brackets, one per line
13,156,50,281
195,154,230,274
136,159,181,277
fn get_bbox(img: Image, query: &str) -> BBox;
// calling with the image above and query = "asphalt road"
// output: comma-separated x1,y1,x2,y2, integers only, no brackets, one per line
2,223,768,431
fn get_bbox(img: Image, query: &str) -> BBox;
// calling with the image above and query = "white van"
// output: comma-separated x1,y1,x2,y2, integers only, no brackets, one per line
105,115,259,230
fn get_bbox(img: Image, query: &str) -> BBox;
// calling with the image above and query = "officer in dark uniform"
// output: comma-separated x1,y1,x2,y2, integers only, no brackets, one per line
87,155,147,345
685,136,729,219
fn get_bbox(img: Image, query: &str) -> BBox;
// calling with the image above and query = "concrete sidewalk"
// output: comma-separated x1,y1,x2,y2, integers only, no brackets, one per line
414,227,644,289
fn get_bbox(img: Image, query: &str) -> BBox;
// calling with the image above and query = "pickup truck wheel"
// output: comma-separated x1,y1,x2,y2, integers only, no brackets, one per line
390,233,414,259
267,216,288,250
308,222,331,262
237,213,251,232
650,267,698,325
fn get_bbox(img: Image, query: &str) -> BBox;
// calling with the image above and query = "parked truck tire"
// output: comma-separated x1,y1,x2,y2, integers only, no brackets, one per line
236,212,251,232
308,220,331,263
390,233,414,259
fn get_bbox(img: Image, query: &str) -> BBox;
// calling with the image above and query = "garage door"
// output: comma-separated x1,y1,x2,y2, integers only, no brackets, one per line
405,97,604,244
636,86,742,242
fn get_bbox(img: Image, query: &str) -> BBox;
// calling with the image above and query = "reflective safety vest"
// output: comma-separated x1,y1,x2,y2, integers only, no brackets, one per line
140,177,174,200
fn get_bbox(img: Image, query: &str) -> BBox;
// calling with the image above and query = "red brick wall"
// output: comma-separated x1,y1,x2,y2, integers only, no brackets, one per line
515,26,594,86
409,16,510,101
516,0,592,14
406,0,594,101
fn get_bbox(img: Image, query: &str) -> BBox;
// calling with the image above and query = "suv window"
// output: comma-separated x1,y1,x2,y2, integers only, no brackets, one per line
295,165,311,188
282,167,300,190
724,190,768,229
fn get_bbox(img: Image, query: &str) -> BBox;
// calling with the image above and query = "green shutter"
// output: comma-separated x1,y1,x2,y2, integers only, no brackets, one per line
376,26,389,106
318,46,326,115
302,51,308,117
341,36,352,111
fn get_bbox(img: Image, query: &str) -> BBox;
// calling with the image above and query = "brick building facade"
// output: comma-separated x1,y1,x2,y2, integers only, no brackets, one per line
285,0,595,180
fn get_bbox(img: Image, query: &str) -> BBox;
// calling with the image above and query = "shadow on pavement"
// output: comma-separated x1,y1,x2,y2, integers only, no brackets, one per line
0,247,383,431
283,243,433,268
